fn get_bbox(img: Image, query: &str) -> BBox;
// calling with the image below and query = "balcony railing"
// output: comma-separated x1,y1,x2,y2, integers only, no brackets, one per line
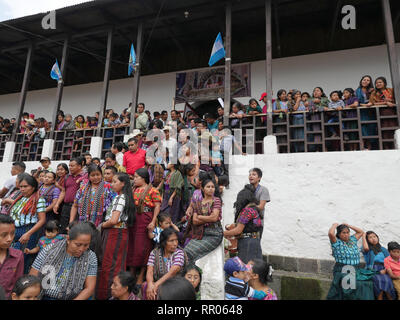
238,105,399,154
0,106,398,162
53,128,95,161
100,126,130,159
13,132,50,162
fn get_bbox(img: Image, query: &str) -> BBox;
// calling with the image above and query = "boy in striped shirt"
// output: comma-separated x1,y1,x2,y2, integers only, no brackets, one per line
224,257,267,300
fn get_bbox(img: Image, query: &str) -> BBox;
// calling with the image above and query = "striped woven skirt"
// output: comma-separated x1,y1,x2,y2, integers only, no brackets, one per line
12,223,39,274
96,227,128,300
127,211,154,267
184,225,223,263
372,264,396,299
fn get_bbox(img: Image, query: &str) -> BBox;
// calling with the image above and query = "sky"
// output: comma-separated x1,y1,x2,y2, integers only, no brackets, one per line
0,0,92,22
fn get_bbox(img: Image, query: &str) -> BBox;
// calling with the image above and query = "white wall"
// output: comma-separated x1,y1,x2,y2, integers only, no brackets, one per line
223,149,400,261
0,44,398,119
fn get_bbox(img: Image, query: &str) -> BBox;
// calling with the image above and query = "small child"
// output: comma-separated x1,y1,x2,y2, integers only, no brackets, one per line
147,213,179,244
326,90,345,138
211,142,223,176
38,170,47,185
104,166,117,184
224,256,267,300
384,241,400,300
92,157,101,166
39,157,53,172
24,220,64,255
11,275,42,300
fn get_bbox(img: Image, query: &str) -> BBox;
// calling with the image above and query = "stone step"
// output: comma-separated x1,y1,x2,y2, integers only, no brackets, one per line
268,269,332,300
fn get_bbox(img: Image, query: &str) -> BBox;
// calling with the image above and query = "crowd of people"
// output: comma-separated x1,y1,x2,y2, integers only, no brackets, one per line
0,117,275,300
0,73,397,301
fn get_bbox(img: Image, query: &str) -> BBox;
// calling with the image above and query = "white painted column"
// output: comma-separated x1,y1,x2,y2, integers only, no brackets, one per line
90,137,103,159
196,243,225,300
264,135,278,154
3,142,16,163
41,139,55,159
395,129,400,150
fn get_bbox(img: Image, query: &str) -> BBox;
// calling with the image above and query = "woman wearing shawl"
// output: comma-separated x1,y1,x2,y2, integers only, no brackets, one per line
362,231,395,300
160,163,184,223
145,227,187,300
223,184,262,263
29,222,97,300
183,179,223,262
368,77,397,139
9,173,46,274
69,165,116,227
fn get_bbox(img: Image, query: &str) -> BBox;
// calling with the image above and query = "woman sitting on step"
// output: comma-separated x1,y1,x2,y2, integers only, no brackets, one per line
223,184,263,263
327,223,375,300
183,179,223,262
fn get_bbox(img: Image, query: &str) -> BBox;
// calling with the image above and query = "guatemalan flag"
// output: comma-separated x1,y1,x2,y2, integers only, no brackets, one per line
50,59,62,82
208,32,226,67
128,44,136,76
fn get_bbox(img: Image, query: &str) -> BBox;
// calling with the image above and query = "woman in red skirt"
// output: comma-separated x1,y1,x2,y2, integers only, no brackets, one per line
96,173,136,300
128,168,161,286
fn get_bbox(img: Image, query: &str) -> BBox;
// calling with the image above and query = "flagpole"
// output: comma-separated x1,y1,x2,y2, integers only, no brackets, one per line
97,28,114,137
130,23,143,133
223,2,232,127
12,43,34,142
51,37,69,139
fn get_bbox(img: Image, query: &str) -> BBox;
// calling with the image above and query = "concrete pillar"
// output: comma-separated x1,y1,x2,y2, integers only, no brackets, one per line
41,139,55,159
90,136,103,159
395,129,400,150
3,141,16,163
264,135,278,154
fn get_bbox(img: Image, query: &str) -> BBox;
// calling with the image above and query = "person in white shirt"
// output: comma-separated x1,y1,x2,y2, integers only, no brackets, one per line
0,161,26,199
111,142,125,166
162,126,177,162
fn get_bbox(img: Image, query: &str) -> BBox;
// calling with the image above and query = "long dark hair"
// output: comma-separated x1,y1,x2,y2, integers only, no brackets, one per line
277,89,287,101
135,168,150,184
375,76,388,92
358,75,373,91
116,271,138,295
336,224,350,239
12,275,42,297
233,184,258,221
184,264,202,292
57,163,69,175
115,173,136,227
365,231,382,255
19,173,39,193
252,259,273,284
313,87,327,98
159,227,179,251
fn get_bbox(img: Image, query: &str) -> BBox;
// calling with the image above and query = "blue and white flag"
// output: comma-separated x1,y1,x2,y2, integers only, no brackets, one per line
128,44,136,76
50,59,62,81
208,32,226,67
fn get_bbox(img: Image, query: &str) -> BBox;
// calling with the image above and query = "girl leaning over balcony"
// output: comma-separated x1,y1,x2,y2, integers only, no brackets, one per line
356,75,377,149
368,77,397,144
